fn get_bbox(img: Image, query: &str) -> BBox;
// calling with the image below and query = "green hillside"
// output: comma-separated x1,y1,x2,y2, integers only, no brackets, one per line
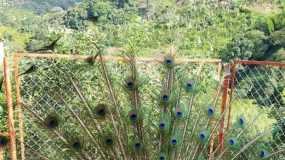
0,0,284,61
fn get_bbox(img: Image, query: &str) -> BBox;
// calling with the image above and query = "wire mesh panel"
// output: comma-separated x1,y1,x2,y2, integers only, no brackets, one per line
11,53,285,160
11,53,231,160
0,0,24,8
227,61,285,160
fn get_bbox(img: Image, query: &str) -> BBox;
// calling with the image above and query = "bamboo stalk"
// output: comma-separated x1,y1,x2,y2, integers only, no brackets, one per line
3,57,17,160
13,55,26,160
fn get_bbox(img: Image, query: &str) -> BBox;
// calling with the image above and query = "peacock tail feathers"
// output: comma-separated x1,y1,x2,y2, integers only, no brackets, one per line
7,51,285,160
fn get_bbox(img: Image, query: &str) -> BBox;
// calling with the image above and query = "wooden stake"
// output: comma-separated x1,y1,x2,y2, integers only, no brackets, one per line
3,57,17,160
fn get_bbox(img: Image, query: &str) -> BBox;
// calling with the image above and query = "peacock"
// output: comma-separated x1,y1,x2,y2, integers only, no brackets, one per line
1,50,285,160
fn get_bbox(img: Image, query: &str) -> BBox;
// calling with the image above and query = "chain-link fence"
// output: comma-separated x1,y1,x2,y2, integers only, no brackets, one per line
8,53,224,160
224,60,285,160
2,53,285,160
0,0,24,8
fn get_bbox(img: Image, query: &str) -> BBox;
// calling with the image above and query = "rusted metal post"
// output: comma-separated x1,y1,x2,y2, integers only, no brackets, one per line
218,64,231,152
226,62,237,130
234,60,285,67
14,55,25,160
0,39,4,160
3,57,17,160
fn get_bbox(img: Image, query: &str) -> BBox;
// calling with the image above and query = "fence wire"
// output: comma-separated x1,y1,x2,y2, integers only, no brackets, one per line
228,62,285,160
10,55,225,160
3,54,285,160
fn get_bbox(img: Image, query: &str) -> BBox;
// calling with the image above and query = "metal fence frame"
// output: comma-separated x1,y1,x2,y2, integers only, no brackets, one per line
2,52,285,160
218,60,285,153
9,52,222,160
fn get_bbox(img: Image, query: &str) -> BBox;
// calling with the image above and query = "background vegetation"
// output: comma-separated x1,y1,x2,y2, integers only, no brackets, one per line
0,0,284,60
0,0,285,158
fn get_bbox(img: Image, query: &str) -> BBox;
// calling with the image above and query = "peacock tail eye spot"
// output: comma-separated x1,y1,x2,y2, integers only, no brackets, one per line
127,81,134,87
198,132,206,140
105,138,114,146
159,155,166,160
72,141,81,150
185,80,194,92
134,142,141,149
161,94,169,102
0,136,8,147
95,104,108,118
165,58,173,65
228,139,235,145
130,113,138,121
176,111,183,118
97,108,106,117
126,79,135,90
239,117,245,125
45,115,59,129
187,82,192,88
159,123,165,129
186,80,193,91
260,151,265,157
259,150,268,158
48,120,57,128
171,139,177,145
207,107,214,117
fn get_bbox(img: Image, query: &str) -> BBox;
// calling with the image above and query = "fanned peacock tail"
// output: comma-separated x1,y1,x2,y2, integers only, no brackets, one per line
13,50,285,160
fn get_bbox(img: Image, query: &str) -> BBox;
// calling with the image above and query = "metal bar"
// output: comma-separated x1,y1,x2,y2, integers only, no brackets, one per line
13,55,26,160
218,64,231,152
235,60,285,67
226,63,237,130
3,57,17,160
14,53,222,64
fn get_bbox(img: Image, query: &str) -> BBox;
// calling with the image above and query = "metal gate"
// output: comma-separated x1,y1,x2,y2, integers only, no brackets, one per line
1,52,285,160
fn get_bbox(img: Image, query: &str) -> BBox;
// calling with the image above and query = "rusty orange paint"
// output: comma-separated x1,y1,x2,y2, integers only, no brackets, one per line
3,57,17,160
235,60,285,67
218,64,231,152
